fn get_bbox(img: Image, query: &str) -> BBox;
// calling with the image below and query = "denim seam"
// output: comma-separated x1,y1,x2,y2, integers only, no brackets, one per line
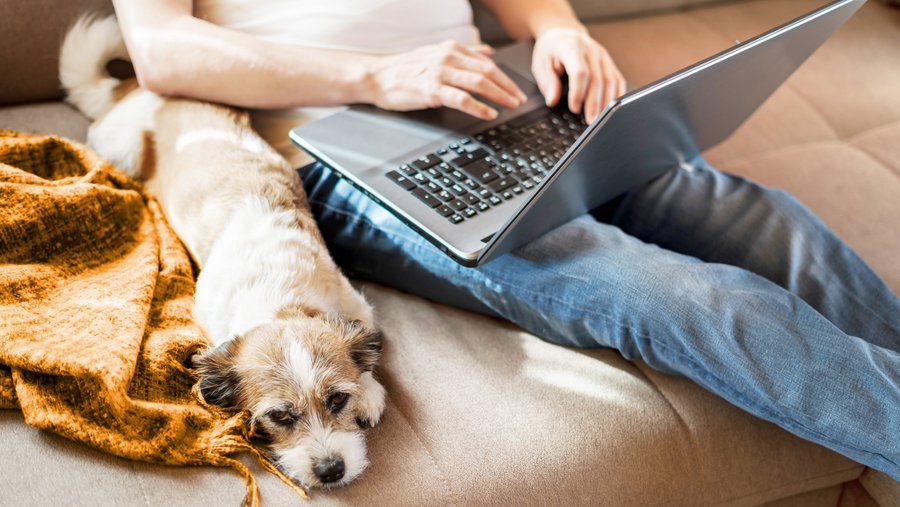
310,199,569,305
629,331,900,472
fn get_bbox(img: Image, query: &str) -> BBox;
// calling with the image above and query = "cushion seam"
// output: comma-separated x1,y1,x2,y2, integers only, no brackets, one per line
715,139,900,183
129,462,152,507
384,396,457,505
712,465,864,506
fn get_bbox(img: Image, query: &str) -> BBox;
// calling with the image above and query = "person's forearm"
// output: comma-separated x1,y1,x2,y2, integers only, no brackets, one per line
116,7,374,108
478,0,586,40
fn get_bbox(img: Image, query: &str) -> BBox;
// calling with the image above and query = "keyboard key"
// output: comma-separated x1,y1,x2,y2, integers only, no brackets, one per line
437,147,448,155
488,178,516,192
509,108,550,129
426,167,441,178
477,188,492,198
462,193,480,205
463,208,477,218
488,195,503,206
462,178,480,190
476,201,490,212
436,205,454,217
501,191,514,200
399,164,416,176
437,190,454,201
450,183,467,195
461,161,500,184
412,173,427,183
523,179,535,190
411,154,441,170
386,170,416,190
449,214,465,224
512,186,524,194
449,170,466,181
449,199,468,211
425,181,441,193
412,188,440,208
451,148,489,166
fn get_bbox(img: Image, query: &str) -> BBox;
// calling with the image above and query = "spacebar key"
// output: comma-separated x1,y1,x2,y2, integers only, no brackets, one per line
488,177,516,192
411,188,440,208
508,108,550,129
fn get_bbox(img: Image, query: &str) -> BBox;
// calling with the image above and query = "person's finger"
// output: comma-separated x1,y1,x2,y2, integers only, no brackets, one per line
443,68,521,109
584,52,605,123
559,49,590,113
470,44,495,57
532,54,561,107
455,54,527,104
439,85,497,120
598,52,618,109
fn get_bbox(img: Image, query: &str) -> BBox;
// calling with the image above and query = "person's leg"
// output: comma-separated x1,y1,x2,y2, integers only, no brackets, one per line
301,162,900,480
597,157,900,350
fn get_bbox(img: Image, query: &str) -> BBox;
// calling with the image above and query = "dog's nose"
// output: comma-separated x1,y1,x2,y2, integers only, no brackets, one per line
313,458,345,483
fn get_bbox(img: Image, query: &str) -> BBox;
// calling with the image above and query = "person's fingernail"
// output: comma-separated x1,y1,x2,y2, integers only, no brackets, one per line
488,109,498,119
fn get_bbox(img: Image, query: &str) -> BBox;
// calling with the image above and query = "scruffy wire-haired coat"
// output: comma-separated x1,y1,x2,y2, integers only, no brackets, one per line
60,15,387,489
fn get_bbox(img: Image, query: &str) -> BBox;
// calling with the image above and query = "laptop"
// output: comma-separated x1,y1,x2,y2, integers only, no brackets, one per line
290,0,864,267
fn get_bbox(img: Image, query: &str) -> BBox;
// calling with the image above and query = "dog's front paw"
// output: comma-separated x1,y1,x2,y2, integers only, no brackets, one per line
355,371,386,429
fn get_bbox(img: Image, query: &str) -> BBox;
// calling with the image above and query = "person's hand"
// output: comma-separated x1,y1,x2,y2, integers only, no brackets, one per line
531,27,626,123
364,40,527,120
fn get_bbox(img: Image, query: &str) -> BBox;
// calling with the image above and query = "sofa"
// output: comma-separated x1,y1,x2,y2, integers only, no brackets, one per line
1,0,898,505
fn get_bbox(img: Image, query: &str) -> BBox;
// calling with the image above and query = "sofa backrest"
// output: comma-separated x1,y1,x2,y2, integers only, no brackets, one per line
0,0,744,107
474,0,753,43
0,0,114,106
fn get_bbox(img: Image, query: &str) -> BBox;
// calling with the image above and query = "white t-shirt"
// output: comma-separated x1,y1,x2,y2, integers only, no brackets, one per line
193,0,482,166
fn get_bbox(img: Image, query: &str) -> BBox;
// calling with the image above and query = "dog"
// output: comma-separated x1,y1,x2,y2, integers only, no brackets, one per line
60,15,387,489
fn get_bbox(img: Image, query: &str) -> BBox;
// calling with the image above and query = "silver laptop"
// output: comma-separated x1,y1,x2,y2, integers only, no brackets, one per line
291,0,864,266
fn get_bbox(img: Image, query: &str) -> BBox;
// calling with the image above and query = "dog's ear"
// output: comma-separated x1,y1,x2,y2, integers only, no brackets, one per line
346,320,383,373
193,338,243,407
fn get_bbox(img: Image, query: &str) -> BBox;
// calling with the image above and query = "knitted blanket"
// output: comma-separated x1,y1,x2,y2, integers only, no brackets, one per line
0,130,305,505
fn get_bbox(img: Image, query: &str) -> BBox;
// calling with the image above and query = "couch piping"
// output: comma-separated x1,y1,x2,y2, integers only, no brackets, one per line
713,465,863,506
129,461,152,507
386,396,457,505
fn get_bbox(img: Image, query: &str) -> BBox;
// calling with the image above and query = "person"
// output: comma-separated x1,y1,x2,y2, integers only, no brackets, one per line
113,0,900,480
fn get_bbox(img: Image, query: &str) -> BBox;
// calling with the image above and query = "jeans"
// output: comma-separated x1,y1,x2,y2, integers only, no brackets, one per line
300,157,900,480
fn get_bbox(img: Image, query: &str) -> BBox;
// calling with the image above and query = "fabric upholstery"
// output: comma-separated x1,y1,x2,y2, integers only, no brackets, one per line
1,0,898,505
0,0,114,106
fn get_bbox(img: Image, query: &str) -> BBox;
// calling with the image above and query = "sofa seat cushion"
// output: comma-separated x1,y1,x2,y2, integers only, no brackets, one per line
2,0,898,504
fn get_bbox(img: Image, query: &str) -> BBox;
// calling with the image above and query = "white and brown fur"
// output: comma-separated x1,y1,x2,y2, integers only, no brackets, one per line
60,15,386,488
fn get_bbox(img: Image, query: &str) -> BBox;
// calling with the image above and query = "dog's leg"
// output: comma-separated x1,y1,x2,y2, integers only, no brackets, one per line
356,371,386,428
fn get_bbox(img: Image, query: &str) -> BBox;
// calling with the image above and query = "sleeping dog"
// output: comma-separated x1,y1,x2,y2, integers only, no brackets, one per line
60,15,386,489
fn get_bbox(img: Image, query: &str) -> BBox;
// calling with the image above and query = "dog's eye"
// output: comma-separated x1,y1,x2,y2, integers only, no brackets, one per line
267,408,298,426
328,392,349,412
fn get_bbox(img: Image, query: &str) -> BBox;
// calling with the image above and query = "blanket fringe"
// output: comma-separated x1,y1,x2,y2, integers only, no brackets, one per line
193,383,310,505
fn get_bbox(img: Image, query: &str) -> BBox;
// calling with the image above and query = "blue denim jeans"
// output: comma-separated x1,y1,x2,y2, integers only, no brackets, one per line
300,157,900,479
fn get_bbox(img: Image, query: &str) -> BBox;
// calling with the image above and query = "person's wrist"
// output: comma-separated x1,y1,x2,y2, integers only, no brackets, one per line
349,53,383,106
531,19,588,40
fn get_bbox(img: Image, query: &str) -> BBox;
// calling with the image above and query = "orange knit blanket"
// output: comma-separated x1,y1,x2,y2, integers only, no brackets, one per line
0,130,305,505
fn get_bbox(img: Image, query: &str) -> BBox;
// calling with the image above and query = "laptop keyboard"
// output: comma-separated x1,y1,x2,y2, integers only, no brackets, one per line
385,107,587,224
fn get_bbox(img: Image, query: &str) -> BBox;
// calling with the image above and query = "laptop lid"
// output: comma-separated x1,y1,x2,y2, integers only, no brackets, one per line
476,0,866,264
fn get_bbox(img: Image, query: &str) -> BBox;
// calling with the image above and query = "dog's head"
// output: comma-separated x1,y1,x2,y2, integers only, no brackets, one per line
194,315,383,488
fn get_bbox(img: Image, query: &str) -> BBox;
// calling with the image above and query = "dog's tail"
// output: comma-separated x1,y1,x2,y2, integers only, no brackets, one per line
59,15,130,120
